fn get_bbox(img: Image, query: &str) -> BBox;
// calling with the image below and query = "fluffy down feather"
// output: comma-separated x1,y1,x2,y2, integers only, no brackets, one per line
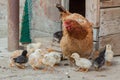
71,53,92,72
29,49,44,70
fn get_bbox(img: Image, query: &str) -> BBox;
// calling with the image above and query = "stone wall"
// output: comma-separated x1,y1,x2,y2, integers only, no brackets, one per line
0,0,8,38
0,0,25,38
31,0,61,41
0,0,61,42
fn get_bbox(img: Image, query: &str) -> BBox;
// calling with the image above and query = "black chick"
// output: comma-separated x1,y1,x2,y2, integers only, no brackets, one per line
53,31,63,43
93,47,106,71
13,50,28,64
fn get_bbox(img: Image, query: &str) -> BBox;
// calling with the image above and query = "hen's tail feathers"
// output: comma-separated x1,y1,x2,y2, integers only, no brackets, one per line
56,4,67,13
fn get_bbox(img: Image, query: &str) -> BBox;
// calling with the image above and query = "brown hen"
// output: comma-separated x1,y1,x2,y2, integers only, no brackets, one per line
56,4,93,64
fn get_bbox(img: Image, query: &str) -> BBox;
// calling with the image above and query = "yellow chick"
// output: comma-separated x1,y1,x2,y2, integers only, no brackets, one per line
105,44,114,66
42,51,61,71
29,49,44,70
71,53,92,72
27,42,41,56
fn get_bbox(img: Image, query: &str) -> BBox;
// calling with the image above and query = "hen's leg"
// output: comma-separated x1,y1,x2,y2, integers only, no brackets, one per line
69,57,75,66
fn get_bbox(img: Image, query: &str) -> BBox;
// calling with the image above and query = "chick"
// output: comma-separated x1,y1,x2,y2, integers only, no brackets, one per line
49,52,62,64
13,50,28,69
105,44,114,66
42,51,61,71
93,48,106,71
71,53,92,72
53,31,63,43
9,50,23,67
27,42,41,56
29,49,44,70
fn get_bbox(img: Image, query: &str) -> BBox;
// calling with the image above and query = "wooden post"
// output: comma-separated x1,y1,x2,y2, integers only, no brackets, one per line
61,0,69,10
8,0,19,51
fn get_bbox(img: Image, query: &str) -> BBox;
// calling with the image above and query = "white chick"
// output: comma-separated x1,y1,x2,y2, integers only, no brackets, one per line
29,49,44,70
42,52,61,71
71,53,92,72
49,52,61,64
105,44,114,66
27,42,41,56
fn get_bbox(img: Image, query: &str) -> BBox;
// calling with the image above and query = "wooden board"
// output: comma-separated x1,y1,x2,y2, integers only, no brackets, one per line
100,0,120,8
99,7,120,37
86,0,100,27
99,33,120,55
61,0,69,10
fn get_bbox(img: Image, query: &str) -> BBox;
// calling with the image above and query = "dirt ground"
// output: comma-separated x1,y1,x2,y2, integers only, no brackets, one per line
0,38,120,80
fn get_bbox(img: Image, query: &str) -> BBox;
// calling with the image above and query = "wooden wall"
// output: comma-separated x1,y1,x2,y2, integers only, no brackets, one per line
99,0,120,55
86,0,120,55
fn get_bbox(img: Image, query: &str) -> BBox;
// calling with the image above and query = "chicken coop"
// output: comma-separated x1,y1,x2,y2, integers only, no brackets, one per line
0,0,120,55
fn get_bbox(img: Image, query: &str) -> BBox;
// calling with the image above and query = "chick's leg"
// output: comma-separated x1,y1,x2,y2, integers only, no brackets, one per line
106,61,112,66
42,65,49,72
80,68,84,72
84,68,89,72
32,65,39,70
69,57,75,66
9,59,15,67
16,63,25,69
95,67,99,71
50,66,55,73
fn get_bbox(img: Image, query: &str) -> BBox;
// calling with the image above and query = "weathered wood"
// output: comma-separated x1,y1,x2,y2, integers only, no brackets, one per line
86,0,100,27
99,33,120,55
61,0,69,10
99,7,120,37
100,0,120,8
8,0,19,51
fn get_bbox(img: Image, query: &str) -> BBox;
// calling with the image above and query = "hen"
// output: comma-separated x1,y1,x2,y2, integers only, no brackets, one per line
56,4,93,63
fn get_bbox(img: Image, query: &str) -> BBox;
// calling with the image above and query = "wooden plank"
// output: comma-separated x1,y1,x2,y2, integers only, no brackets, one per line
86,0,100,27
100,0,120,8
99,33,120,55
61,0,69,10
99,7,120,37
